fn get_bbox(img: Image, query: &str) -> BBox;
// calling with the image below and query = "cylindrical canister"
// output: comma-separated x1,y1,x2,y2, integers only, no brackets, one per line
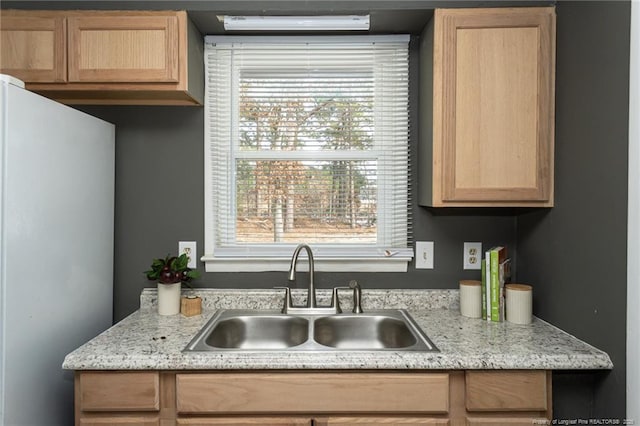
506,284,533,325
459,280,482,318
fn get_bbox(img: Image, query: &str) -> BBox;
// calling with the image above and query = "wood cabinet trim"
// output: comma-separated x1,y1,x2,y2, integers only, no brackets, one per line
160,371,177,421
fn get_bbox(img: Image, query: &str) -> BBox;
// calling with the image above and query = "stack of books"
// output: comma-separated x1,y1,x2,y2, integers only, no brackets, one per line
481,246,511,322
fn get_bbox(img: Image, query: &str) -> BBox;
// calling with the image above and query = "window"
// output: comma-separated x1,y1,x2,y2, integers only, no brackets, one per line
203,36,411,272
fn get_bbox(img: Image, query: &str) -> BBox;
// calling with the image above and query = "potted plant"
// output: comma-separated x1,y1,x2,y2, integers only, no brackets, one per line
145,254,200,315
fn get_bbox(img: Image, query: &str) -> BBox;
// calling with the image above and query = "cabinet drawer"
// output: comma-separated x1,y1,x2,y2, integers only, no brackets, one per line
465,371,548,411
467,419,549,426
80,417,159,425
79,371,160,412
316,418,450,425
176,372,449,414
177,419,311,425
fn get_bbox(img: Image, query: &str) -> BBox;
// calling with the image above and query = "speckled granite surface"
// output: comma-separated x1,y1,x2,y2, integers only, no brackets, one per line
63,288,613,371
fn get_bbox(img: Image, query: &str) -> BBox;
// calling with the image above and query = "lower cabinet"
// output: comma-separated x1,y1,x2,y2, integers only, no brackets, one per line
464,370,551,426
74,370,551,425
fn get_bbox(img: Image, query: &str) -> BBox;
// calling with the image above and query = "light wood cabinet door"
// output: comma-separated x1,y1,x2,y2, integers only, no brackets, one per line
466,419,549,426
176,372,450,414
67,14,179,83
424,7,555,207
315,418,450,425
465,370,549,412
0,11,66,82
176,418,311,425
79,371,160,412
79,417,159,426
0,10,202,105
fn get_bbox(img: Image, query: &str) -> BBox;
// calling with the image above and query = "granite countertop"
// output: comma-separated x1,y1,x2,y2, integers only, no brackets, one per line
63,288,613,371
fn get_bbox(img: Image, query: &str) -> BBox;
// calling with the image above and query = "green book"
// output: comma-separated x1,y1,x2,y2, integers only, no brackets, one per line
484,250,492,322
498,257,511,322
490,247,507,322
481,260,487,320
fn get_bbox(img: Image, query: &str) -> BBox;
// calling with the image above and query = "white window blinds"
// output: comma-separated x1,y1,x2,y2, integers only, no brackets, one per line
203,36,412,272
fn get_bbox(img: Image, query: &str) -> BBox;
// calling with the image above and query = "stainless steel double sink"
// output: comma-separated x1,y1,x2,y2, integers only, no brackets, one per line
183,309,438,352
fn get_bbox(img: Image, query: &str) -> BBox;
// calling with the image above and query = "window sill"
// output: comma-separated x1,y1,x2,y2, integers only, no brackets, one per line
201,256,411,273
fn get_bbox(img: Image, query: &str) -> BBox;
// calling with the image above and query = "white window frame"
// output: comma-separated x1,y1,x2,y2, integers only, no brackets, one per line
202,35,412,272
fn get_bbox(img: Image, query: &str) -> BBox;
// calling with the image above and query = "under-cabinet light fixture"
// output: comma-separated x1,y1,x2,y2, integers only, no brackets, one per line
222,15,370,31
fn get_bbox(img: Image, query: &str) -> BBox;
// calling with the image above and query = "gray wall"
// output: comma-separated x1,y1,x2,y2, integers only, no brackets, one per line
516,1,630,418
80,39,517,322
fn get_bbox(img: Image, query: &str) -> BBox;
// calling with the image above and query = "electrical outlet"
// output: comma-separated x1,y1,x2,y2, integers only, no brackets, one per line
415,241,434,269
178,241,197,269
463,242,482,270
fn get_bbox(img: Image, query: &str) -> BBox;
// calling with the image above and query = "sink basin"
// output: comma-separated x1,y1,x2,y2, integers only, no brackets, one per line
184,309,438,352
205,315,309,349
313,315,417,349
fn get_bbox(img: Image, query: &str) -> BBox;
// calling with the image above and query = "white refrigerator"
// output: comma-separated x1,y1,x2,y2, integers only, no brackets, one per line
0,75,115,425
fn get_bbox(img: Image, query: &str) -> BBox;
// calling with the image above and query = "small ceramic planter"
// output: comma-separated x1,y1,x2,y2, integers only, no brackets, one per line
157,282,181,315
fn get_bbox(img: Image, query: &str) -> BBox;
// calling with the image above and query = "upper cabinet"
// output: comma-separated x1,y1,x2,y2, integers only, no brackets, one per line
419,7,556,207
0,10,203,105
0,12,66,82
67,15,180,83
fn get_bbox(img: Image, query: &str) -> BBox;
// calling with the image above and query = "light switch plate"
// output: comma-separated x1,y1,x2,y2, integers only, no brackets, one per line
415,241,434,269
178,241,197,269
463,242,482,270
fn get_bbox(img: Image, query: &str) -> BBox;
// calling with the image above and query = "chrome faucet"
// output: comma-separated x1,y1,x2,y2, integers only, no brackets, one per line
279,244,363,315
288,243,317,308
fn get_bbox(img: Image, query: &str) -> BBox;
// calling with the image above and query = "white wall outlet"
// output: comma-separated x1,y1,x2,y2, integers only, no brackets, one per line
415,241,434,269
178,241,197,269
463,242,482,270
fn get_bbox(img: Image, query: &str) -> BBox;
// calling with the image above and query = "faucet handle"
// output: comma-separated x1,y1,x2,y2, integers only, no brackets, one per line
331,286,351,314
274,287,292,314
348,280,364,314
